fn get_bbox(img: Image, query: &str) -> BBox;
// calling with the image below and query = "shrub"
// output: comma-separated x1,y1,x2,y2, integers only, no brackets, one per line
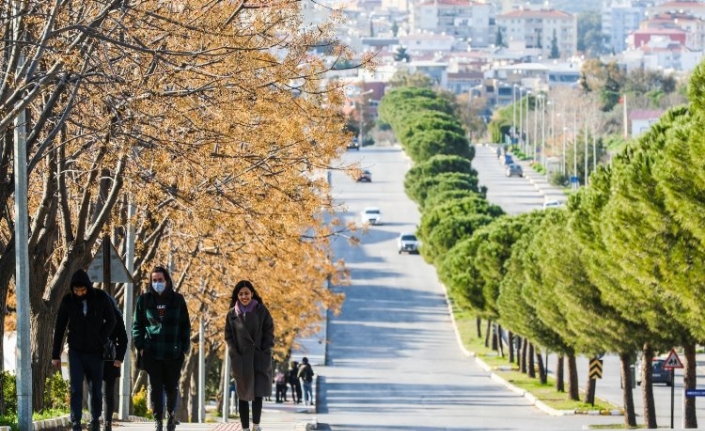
132,388,152,418
43,372,70,411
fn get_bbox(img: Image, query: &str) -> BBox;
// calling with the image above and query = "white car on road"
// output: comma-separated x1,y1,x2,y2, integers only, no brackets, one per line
397,232,420,254
361,207,382,225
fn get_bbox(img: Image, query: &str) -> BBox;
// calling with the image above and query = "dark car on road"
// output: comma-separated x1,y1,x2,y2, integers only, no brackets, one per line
637,358,672,386
506,164,523,177
356,169,372,182
347,138,360,151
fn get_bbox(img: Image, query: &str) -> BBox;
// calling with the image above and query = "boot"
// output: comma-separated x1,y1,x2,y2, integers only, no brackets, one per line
71,421,81,431
166,414,176,431
89,420,100,431
104,422,112,431
154,419,163,431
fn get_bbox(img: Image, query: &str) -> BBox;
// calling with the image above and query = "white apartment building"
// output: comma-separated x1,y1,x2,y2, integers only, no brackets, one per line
496,8,577,60
410,0,495,47
602,2,648,53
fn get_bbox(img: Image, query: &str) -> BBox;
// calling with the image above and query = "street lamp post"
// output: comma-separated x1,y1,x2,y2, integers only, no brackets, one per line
518,88,523,150
541,97,547,172
562,126,568,175
525,90,531,154
512,84,518,144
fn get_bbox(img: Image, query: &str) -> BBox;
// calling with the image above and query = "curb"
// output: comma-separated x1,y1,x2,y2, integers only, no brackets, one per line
443,279,621,418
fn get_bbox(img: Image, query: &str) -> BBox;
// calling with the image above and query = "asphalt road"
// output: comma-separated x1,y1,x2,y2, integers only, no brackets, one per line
314,145,623,431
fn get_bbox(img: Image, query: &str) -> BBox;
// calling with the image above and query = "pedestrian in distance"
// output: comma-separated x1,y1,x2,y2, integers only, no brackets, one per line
274,367,288,403
132,266,192,431
288,360,302,404
224,280,275,431
52,269,117,431
102,294,128,431
298,357,315,406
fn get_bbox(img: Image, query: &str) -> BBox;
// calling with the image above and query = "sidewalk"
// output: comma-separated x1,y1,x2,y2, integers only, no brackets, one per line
511,156,567,203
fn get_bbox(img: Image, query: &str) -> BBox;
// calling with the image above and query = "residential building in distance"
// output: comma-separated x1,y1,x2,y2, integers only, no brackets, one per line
495,7,577,60
630,109,665,137
410,0,495,47
649,0,705,20
602,1,648,53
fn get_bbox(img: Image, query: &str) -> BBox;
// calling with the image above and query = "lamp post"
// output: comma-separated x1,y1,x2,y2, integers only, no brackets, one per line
518,87,523,149
512,84,518,144
525,90,531,154
541,97,546,171
562,126,568,175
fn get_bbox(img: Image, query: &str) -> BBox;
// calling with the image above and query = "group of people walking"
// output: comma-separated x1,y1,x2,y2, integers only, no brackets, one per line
274,358,315,406
51,267,291,431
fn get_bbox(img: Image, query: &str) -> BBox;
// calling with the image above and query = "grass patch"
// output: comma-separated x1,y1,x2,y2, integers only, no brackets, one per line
453,310,620,413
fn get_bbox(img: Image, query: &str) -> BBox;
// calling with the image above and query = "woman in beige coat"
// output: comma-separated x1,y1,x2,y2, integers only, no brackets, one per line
224,280,274,431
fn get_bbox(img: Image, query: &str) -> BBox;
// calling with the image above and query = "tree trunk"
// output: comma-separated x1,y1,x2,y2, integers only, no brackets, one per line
620,352,636,428
182,349,197,422
496,324,504,358
490,324,498,351
683,343,697,429
536,350,547,384
567,353,579,401
508,332,514,364
484,320,491,348
527,343,535,378
556,354,565,392
475,317,482,339
641,344,656,429
31,307,58,409
520,337,528,374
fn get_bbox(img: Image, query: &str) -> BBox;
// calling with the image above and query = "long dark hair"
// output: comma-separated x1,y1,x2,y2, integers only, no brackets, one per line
230,279,264,308
151,266,174,290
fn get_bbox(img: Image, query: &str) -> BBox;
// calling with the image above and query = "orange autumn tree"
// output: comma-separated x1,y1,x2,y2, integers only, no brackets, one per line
0,0,358,411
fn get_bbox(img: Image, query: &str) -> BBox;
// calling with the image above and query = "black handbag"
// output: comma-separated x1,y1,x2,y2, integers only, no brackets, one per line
136,350,146,370
102,339,117,361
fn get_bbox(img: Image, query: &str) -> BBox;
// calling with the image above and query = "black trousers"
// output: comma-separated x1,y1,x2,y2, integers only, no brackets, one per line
145,355,184,420
69,350,104,423
239,397,262,429
103,360,122,422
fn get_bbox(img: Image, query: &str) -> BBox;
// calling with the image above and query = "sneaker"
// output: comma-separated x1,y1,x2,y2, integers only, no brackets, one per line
89,420,100,431
104,422,112,431
154,420,164,431
71,421,81,431
166,414,177,431
252,425,262,431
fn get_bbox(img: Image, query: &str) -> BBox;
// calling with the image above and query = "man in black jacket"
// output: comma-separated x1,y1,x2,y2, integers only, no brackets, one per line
52,269,116,431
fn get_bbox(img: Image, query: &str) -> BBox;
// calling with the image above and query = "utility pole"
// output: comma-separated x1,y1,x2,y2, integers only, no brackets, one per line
13,1,33,426
119,196,136,420
198,317,205,423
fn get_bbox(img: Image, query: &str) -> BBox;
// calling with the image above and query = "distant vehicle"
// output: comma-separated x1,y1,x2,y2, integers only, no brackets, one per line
347,138,360,151
356,169,372,182
637,358,672,386
397,233,420,254
543,200,563,210
506,164,523,177
361,207,382,225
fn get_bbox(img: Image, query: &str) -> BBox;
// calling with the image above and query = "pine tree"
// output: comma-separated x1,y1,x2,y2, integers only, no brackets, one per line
550,30,560,59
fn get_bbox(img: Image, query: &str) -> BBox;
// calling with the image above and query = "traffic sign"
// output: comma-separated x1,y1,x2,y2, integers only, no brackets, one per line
589,358,603,379
87,240,133,283
686,389,705,397
663,349,684,370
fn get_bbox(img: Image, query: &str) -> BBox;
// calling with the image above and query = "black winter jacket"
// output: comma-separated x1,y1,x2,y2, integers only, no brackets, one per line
52,286,117,359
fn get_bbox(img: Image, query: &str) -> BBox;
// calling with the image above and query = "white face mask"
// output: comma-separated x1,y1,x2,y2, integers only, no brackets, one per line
152,282,166,294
